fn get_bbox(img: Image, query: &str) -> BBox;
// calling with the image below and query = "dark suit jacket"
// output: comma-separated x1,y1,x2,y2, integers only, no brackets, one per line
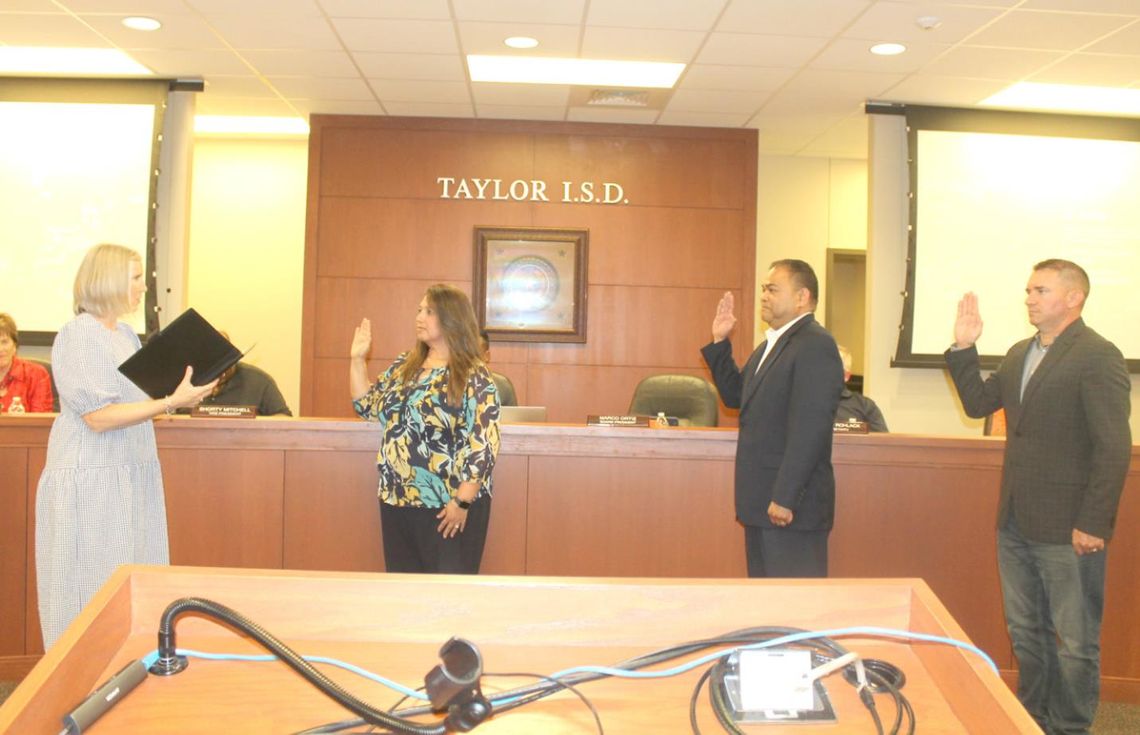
946,318,1130,543
702,314,844,530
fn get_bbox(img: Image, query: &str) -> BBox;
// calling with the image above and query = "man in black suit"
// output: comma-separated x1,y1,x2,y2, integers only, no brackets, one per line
702,259,844,577
946,259,1130,735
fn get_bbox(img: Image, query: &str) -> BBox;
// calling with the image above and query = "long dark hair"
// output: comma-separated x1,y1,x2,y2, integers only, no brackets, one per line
396,284,484,405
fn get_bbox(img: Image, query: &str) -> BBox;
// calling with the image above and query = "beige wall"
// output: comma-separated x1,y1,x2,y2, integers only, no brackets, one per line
186,137,307,414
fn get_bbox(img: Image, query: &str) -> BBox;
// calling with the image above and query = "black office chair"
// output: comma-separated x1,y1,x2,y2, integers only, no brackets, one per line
491,371,518,407
627,374,719,427
26,358,60,412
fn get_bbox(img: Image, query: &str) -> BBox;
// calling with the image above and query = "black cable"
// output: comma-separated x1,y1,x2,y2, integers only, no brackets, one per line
688,665,714,735
150,598,445,735
484,672,603,735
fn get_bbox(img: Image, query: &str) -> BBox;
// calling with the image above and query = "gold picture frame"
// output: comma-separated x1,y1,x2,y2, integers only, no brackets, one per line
473,226,588,343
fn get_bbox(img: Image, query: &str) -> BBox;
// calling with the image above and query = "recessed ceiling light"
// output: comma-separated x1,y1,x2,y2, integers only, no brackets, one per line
0,47,152,75
122,16,162,32
870,43,907,56
982,82,1140,117
194,116,310,136
467,55,684,88
504,36,538,49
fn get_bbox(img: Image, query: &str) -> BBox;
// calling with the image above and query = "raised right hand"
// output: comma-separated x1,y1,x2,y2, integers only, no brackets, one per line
711,291,737,342
350,318,372,359
954,292,983,348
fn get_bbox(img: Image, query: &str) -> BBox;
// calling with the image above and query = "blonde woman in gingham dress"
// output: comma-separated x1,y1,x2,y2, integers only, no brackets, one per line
35,244,215,649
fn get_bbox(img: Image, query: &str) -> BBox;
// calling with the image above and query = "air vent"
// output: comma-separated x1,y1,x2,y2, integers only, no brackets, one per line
586,89,650,107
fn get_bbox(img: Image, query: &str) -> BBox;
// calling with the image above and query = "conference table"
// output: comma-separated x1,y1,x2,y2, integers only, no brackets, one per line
1,415,1138,706
0,566,1038,733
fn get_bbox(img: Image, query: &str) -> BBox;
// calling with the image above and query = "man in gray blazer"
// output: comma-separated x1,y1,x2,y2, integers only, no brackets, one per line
946,259,1130,735
702,259,844,577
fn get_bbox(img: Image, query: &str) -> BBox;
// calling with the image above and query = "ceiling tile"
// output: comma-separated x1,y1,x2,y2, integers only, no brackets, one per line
1,1,67,10
1028,53,1140,87
810,37,948,72
453,0,585,25
1084,20,1140,54
80,13,222,49
332,17,458,53
203,75,278,98
698,32,830,67
289,99,383,115
587,0,724,31
471,82,569,106
567,106,662,123
1020,0,1140,12
476,103,567,121
679,64,795,92
354,52,465,81
186,0,323,15
922,45,1065,79
458,21,581,56
966,10,1133,51
876,74,1009,105
370,78,470,103
781,69,904,100
799,114,868,158
268,76,374,99
842,2,1004,43
384,100,475,117
241,49,358,76
127,47,249,76
581,26,705,61
318,0,451,19
0,13,107,46
59,0,188,11
666,87,770,114
718,0,871,36
208,14,342,50
656,109,749,126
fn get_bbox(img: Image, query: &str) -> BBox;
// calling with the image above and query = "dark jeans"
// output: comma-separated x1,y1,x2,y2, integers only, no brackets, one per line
744,526,828,578
998,520,1106,735
379,497,491,574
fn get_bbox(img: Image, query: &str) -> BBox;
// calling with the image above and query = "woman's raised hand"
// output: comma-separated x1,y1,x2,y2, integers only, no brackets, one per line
350,318,372,360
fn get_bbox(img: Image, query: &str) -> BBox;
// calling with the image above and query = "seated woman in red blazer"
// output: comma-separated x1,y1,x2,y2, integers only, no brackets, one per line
0,313,55,413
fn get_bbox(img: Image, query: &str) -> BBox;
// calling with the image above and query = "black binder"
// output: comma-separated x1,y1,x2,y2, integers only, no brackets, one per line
118,308,242,399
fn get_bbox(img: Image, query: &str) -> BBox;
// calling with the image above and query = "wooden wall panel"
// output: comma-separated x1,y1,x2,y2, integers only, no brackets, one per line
303,117,757,417
161,448,285,568
319,126,536,198
525,456,743,577
532,203,746,288
531,133,752,209
478,454,528,575
282,450,384,572
25,446,46,655
1102,472,1140,684
317,198,523,279
0,448,27,656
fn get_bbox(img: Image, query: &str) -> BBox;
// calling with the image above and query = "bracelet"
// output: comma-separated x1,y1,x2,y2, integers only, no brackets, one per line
454,497,472,510
164,396,175,415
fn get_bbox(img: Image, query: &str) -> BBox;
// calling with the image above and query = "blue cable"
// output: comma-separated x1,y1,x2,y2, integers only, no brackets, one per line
137,624,996,705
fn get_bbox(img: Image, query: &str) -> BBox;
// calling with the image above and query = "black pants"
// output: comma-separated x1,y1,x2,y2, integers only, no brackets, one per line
379,497,491,574
744,526,829,578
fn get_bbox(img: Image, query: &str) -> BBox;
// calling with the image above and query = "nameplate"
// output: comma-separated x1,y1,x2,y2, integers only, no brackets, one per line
587,414,652,427
191,405,258,418
833,419,868,434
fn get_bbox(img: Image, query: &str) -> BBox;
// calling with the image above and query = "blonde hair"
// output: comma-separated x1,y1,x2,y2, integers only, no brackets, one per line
73,244,141,318
396,284,484,405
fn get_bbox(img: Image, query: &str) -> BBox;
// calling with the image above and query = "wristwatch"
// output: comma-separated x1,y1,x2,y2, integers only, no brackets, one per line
454,497,472,510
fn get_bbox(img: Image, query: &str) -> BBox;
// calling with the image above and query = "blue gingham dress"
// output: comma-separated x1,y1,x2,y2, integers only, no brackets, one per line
35,313,169,649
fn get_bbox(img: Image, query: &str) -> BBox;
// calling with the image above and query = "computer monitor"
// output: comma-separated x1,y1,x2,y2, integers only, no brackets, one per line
500,405,547,423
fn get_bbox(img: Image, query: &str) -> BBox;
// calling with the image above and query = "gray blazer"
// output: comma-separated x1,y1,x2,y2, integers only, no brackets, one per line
946,318,1131,543
703,314,844,530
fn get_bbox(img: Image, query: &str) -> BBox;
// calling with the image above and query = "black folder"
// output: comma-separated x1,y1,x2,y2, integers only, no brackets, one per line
118,308,242,399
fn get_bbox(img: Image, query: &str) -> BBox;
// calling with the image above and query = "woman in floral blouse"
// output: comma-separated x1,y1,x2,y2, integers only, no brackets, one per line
349,284,500,573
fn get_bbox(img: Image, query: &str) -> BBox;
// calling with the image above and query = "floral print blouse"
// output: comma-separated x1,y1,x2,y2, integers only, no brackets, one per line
353,352,500,508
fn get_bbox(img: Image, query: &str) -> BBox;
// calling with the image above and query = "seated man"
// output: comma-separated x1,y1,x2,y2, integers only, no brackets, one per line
835,345,887,432
198,332,291,416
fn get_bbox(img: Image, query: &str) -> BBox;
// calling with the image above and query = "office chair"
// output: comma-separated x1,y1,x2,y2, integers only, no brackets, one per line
27,358,60,412
627,374,719,427
491,372,518,407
